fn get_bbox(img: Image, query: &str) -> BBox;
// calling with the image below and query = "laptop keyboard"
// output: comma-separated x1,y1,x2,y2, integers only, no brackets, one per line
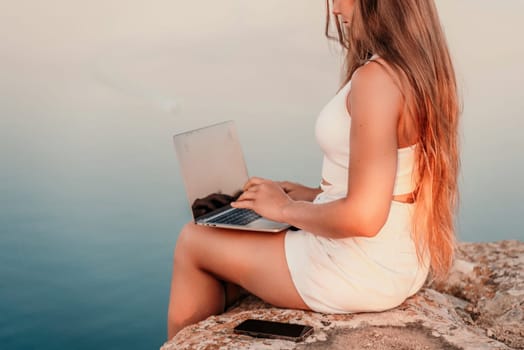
210,209,261,225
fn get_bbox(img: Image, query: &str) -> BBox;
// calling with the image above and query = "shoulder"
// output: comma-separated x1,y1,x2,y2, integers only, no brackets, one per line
349,59,403,122
351,59,403,102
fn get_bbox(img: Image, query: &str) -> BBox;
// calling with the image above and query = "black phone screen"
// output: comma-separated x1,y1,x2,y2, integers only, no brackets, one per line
233,319,313,340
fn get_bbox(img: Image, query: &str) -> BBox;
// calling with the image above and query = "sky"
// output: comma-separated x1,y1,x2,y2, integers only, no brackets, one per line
0,0,523,242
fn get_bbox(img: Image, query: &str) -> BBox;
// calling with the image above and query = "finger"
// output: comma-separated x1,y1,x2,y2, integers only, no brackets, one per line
276,181,286,188
230,199,253,209
246,176,266,187
249,176,266,183
236,191,257,201
277,181,291,192
246,184,260,193
244,179,264,191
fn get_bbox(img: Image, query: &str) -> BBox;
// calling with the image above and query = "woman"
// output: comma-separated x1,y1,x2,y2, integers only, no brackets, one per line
167,0,459,339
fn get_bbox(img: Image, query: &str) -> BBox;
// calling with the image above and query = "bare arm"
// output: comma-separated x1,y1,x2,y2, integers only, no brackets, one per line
277,181,322,202
233,62,402,238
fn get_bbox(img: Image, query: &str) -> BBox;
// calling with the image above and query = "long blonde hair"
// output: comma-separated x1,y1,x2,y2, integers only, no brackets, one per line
325,0,460,281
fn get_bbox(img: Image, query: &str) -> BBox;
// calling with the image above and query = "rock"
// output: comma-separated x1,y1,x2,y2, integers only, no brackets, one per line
160,241,523,350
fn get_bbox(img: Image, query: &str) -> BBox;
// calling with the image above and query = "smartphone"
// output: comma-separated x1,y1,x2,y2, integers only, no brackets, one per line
233,319,314,342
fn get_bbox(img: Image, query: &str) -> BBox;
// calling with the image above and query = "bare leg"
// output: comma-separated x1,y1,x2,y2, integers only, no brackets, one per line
167,245,224,339
224,282,249,310
166,223,309,340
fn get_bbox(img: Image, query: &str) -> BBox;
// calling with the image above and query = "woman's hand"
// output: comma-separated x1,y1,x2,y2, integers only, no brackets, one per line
231,177,292,223
277,181,322,202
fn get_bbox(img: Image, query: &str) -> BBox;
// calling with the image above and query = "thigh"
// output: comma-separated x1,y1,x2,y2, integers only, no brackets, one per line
175,223,310,310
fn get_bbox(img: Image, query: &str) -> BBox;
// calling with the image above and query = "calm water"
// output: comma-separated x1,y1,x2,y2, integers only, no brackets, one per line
1,1,523,349
0,114,322,349
0,146,187,349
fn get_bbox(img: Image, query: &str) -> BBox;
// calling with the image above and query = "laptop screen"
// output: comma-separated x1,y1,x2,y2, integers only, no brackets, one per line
173,121,249,220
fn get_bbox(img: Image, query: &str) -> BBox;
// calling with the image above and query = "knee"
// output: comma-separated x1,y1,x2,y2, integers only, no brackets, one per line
173,222,199,263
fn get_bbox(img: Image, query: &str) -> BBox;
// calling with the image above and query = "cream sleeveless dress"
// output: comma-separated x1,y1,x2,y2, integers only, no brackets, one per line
284,60,430,314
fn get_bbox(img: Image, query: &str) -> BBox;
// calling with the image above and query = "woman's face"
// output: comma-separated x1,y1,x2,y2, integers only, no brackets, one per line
332,0,356,27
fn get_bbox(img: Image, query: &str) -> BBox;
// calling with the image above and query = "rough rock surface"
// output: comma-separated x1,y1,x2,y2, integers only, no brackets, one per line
160,240,523,350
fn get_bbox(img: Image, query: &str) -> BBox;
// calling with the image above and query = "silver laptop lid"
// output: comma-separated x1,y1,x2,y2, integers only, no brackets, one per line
173,121,249,220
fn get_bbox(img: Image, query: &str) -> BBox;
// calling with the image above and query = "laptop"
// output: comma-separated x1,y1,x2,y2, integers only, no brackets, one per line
173,120,291,232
